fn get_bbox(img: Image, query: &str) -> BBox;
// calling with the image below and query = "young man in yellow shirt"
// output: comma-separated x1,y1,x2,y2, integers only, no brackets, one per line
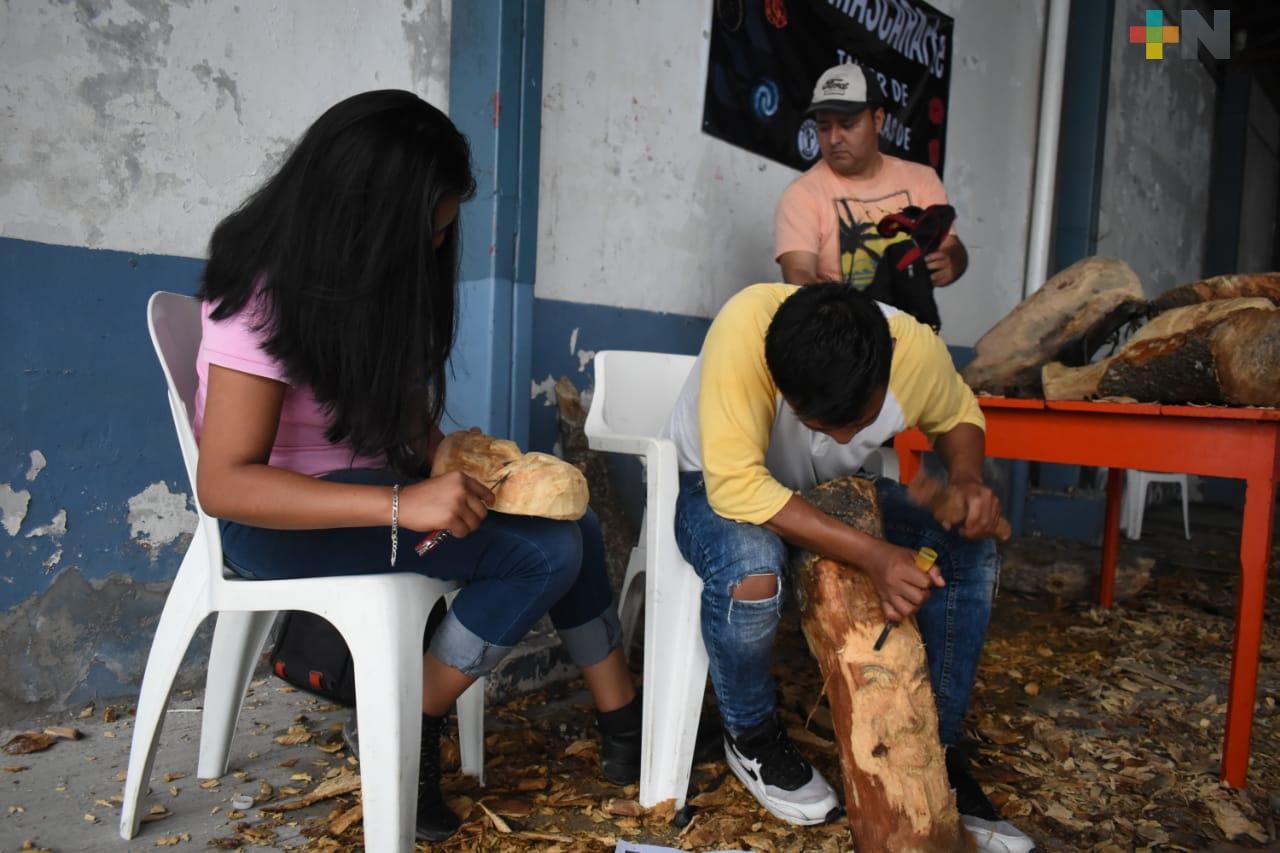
663,283,1026,847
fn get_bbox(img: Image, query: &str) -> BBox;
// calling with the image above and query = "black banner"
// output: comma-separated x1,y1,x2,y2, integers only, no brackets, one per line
702,0,954,175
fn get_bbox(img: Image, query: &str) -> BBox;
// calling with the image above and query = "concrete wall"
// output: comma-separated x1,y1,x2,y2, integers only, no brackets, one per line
1095,0,1216,297
928,0,1046,345
534,0,1045,343
1,0,451,257
529,0,1048,455
1238,81,1279,273
0,0,452,717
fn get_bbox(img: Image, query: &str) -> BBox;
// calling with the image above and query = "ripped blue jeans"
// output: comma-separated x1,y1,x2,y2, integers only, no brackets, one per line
674,471,997,744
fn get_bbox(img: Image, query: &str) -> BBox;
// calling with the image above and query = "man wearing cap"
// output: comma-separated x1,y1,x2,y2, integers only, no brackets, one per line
776,63,968,297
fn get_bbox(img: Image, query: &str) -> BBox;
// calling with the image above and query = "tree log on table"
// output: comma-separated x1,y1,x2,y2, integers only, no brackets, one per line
1148,272,1280,313
962,257,1146,397
1042,299,1280,406
790,476,973,852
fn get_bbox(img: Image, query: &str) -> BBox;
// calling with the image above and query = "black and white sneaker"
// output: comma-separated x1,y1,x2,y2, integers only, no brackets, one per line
724,715,842,826
947,748,1036,852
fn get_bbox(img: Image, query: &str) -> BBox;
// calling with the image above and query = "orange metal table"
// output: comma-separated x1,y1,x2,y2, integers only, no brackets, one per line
893,397,1280,788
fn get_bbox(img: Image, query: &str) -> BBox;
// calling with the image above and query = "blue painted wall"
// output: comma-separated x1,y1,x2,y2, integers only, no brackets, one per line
1,237,202,598
444,1,544,444
0,235,712,715
3,234,1245,713
527,297,711,453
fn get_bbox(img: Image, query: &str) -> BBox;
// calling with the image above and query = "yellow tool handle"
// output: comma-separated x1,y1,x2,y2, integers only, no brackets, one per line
913,546,938,572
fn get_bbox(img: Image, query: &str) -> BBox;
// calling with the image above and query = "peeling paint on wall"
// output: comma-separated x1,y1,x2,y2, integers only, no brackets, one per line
126,482,197,557
0,567,211,720
26,450,47,482
25,508,68,573
0,0,452,257
0,484,31,537
25,509,68,572
401,0,451,98
191,60,243,122
566,328,595,372
531,374,559,408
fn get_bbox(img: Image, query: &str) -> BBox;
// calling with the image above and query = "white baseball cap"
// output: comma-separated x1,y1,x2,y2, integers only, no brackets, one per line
805,64,883,116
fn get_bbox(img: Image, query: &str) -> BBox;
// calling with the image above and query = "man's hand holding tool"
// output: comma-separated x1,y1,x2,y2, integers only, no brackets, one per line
873,546,939,651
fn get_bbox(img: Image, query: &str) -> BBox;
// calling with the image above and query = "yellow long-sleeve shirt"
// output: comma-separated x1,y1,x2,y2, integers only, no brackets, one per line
662,284,984,524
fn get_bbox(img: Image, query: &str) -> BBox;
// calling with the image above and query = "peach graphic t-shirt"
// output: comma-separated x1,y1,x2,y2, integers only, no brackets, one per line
775,154,953,289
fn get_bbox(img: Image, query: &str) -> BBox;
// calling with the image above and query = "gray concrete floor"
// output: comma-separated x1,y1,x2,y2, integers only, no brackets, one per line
1,682,355,853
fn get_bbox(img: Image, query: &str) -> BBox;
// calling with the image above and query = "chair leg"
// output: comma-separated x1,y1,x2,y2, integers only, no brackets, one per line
1118,471,1131,534
197,610,277,779
120,546,212,840
456,677,486,784
339,600,430,853
1180,478,1192,540
639,566,709,809
1131,479,1148,541
876,446,900,482
618,546,646,662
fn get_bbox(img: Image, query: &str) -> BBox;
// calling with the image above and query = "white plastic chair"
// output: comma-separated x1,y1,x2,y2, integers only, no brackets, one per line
584,350,709,809
1123,470,1191,540
865,446,900,481
121,292,485,853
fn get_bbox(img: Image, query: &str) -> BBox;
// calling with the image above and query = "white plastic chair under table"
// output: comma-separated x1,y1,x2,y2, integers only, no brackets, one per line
1123,470,1191,540
120,292,485,853
584,350,709,810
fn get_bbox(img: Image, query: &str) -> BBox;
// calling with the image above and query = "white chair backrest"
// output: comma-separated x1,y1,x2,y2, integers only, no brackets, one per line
147,292,204,493
595,351,696,439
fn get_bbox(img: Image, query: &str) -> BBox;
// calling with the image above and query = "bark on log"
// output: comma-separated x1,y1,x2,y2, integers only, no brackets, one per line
791,476,973,852
962,257,1145,397
553,377,637,591
1148,272,1280,313
1042,299,1280,406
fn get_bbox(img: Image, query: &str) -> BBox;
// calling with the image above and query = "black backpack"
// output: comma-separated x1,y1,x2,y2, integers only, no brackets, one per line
266,598,448,706
864,204,956,331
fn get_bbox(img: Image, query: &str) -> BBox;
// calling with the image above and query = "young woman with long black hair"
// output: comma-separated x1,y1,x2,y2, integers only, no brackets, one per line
193,90,642,841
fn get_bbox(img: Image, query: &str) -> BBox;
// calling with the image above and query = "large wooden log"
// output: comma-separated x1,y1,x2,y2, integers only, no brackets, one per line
791,477,973,852
1148,272,1280,313
1042,299,1280,406
962,257,1145,397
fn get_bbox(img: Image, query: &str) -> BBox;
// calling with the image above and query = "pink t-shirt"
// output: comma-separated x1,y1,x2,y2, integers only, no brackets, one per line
775,155,953,289
194,298,385,477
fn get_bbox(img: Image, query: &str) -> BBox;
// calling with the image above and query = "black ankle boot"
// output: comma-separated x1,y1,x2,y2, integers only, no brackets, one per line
415,713,461,842
946,746,999,821
596,695,644,785
595,695,725,785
